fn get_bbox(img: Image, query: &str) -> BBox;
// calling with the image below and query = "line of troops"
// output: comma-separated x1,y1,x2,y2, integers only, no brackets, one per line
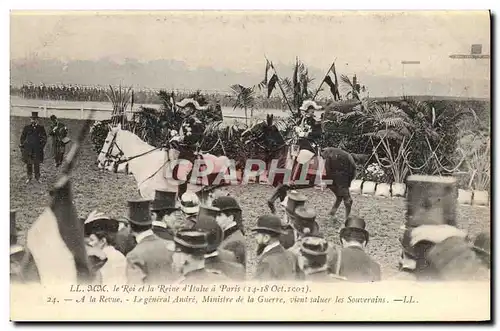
11,186,490,284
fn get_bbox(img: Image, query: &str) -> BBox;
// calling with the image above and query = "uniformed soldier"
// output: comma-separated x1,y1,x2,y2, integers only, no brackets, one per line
327,216,381,282
20,112,47,183
125,199,178,285
150,190,183,245
172,229,230,284
252,214,297,281
175,98,206,155
180,191,200,226
48,115,70,167
196,205,245,281
212,196,247,267
298,236,346,282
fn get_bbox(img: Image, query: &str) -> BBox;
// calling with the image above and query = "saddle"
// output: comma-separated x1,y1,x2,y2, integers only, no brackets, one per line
287,139,326,178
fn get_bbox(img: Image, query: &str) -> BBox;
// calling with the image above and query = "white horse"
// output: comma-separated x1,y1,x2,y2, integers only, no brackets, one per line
97,124,232,202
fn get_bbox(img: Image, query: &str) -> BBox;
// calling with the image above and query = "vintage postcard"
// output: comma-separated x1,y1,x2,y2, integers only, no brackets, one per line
9,10,491,322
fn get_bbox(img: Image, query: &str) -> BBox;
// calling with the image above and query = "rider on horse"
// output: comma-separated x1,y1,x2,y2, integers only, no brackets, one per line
296,100,323,154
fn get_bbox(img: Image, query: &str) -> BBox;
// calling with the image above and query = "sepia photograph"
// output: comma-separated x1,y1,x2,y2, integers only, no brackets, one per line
8,9,491,321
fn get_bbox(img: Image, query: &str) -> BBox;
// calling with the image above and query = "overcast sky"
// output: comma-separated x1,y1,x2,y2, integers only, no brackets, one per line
10,11,490,96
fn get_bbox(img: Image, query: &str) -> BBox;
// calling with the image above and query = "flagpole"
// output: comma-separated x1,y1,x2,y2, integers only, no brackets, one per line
267,60,295,113
312,60,336,101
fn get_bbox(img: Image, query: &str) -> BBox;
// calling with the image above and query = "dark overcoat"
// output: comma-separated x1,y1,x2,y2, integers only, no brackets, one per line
254,243,297,281
20,124,47,164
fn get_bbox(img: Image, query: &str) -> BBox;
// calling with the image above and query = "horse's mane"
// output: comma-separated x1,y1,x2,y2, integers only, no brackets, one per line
118,128,156,151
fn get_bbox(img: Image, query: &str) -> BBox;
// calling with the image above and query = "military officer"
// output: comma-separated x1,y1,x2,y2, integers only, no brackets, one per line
180,191,200,226
125,199,178,285
20,112,47,183
252,214,297,281
48,115,70,167
297,100,323,152
327,216,381,282
196,206,245,281
212,196,247,267
298,236,346,282
172,229,230,284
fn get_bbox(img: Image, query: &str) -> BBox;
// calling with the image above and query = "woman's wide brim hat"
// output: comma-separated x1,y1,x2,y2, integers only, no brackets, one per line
299,100,322,111
175,98,209,111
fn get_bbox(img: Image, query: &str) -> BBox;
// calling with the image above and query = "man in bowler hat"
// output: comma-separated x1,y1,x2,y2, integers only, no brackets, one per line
196,206,245,281
20,111,47,183
125,199,178,284
212,196,247,267
172,229,230,284
298,236,345,282
328,216,381,282
252,215,297,281
279,190,308,249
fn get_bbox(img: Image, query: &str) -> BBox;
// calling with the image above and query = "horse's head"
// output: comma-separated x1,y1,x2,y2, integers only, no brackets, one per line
241,114,285,149
97,124,126,171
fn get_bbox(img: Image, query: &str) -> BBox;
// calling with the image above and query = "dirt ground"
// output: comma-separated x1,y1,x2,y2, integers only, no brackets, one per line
10,116,491,279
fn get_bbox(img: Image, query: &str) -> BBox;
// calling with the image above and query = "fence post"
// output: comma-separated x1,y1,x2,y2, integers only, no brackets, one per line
43,105,47,118
81,106,84,119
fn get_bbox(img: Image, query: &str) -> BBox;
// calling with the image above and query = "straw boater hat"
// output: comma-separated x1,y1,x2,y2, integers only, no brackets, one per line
299,100,322,111
84,211,120,236
174,229,209,255
175,98,209,111
281,191,307,216
151,190,179,213
300,236,329,257
180,191,200,215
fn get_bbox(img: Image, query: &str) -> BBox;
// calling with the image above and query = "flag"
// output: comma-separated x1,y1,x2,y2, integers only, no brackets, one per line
322,62,341,101
262,60,278,98
24,118,94,285
26,177,92,285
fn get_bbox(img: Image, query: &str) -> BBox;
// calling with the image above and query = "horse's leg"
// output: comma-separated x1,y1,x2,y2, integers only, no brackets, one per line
343,191,353,220
267,184,289,214
328,188,343,217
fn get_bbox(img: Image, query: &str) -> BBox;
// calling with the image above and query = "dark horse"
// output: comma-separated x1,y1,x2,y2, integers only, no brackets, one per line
241,114,369,220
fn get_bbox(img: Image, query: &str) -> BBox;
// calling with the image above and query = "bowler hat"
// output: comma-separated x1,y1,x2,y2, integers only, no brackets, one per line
293,206,320,235
174,229,209,253
339,216,369,243
300,236,329,256
151,190,179,212
251,215,285,236
30,111,39,119
212,196,241,212
127,199,153,225
284,191,307,215
10,211,17,246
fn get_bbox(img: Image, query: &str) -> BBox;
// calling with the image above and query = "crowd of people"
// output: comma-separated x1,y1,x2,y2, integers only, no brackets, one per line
11,185,491,285
10,83,306,110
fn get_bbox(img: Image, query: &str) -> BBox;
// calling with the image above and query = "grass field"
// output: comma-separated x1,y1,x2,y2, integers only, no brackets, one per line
10,116,491,279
